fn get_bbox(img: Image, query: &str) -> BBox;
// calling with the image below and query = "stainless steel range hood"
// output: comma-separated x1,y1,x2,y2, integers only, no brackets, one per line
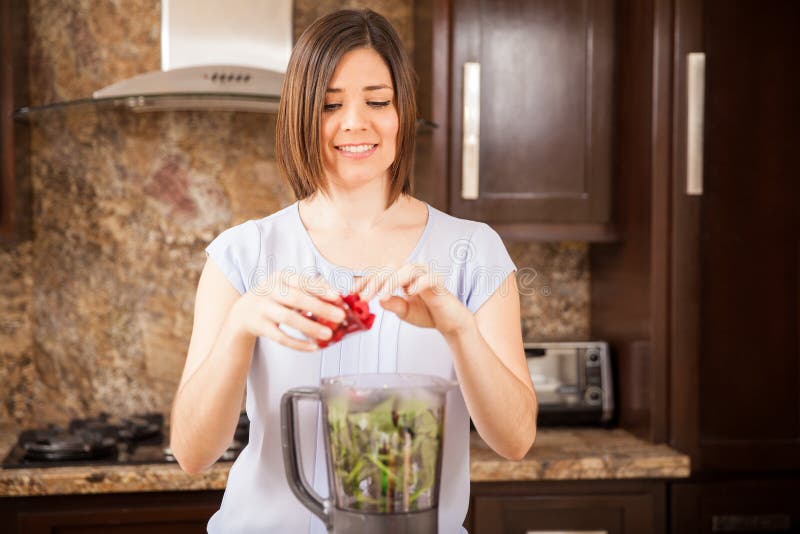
91,0,292,112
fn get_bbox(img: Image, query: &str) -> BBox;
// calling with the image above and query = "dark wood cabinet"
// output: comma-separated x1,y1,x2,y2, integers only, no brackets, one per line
0,491,223,533
0,0,31,243
414,0,618,241
592,0,800,531
468,481,666,534
592,0,800,464
671,478,800,534
669,0,800,473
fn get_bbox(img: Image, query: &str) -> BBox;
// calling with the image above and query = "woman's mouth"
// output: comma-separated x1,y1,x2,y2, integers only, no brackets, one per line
335,144,378,159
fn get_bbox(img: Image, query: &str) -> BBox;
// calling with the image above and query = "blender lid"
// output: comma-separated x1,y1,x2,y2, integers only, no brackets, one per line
321,373,458,392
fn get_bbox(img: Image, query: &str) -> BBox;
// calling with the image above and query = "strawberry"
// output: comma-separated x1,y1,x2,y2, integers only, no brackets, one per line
303,292,376,348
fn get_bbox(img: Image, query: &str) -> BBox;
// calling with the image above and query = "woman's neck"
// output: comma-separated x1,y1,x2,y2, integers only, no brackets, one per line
300,181,408,233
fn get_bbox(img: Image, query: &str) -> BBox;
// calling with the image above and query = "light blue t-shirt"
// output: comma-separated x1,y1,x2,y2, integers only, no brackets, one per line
204,200,516,534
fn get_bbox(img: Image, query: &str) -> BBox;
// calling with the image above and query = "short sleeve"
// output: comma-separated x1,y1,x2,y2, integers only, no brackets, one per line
464,223,517,313
205,220,261,295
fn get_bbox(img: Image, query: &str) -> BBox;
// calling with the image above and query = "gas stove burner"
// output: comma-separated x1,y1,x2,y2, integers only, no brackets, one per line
69,412,164,443
2,411,245,468
19,426,118,462
120,413,164,442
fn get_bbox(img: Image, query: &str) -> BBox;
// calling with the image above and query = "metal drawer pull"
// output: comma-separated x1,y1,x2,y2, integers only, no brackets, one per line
712,514,792,532
461,61,481,200
686,52,705,196
525,531,608,534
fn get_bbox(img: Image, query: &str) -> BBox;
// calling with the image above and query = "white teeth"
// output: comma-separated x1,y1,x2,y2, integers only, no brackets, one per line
337,144,375,153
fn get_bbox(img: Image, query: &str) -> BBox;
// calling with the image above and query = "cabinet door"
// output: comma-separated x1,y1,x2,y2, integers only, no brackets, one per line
2,491,222,534
670,0,800,471
449,0,614,225
671,479,800,534
471,481,665,534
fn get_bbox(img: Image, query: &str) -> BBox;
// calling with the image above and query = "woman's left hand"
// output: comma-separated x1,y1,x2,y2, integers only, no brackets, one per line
354,263,474,337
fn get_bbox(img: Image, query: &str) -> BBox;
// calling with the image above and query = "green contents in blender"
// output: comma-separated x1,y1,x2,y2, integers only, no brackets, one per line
326,395,444,514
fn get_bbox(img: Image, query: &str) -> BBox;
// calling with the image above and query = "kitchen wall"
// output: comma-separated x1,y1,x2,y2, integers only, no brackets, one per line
0,0,588,427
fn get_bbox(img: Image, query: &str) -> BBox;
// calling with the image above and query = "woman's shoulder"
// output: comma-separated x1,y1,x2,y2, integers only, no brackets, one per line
204,202,301,294
424,202,494,239
211,202,298,242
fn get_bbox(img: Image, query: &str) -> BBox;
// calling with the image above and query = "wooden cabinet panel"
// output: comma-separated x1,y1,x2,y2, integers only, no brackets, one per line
0,491,222,534
671,479,800,534
474,496,623,534
470,481,665,534
414,0,618,240
0,0,31,242
670,0,800,472
448,0,614,225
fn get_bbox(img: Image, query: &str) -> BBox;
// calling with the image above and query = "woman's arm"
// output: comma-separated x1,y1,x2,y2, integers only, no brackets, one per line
170,260,347,473
443,273,537,460
169,260,255,474
357,266,537,460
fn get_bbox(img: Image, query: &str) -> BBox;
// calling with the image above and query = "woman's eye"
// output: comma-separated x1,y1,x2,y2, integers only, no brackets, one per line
323,103,341,112
368,100,391,108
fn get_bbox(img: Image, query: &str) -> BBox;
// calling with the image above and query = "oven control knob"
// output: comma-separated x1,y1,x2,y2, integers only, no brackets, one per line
585,349,602,366
584,386,603,406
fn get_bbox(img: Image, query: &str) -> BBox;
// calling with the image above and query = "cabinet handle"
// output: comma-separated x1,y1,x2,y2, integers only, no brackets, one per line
712,514,792,532
525,531,608,534
686,52,705,196
461,61,481,200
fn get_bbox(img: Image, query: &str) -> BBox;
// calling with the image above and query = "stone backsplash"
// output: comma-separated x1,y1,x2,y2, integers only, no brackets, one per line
0,0,588,426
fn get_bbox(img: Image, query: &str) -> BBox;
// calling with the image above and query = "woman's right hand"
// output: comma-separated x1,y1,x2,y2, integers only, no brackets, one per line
228,270,347,351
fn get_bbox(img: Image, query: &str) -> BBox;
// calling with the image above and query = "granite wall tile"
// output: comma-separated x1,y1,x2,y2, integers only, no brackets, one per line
508,241,590,341
1,0,588,427
0,241,35,424
294,1,413,54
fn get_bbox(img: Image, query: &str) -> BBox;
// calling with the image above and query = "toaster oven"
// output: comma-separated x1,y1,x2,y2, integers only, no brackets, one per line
525,341,614,426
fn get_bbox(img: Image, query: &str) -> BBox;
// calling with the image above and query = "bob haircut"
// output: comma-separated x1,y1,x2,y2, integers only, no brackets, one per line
276,9,417,209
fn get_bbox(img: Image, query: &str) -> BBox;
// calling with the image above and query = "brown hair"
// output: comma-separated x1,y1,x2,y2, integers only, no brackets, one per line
276,9,417,209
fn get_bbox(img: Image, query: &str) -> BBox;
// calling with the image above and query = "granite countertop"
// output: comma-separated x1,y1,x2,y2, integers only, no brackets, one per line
0,425,689,497
470,428,690,482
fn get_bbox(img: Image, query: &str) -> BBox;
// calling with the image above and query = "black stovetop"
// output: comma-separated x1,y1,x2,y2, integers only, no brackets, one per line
2,412,248,469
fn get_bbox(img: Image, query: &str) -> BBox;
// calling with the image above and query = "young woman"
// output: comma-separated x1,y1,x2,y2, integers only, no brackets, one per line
170,9,537,534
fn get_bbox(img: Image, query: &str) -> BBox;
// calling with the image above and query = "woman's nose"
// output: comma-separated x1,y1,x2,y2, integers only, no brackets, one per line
341,104,368,131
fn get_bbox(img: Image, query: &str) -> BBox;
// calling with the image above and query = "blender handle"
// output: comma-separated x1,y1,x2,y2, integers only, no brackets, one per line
280,387,333,529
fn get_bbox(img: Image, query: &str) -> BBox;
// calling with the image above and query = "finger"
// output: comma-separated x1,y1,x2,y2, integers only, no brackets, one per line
262,321,320,352
271,284,346,324
351,274,373,296
355,267,399,302
262,299,335,342
306,274,344,303
380,294,434,327
287,271,343,303
379,295,409,319
404,270,446,298
361,264,428,302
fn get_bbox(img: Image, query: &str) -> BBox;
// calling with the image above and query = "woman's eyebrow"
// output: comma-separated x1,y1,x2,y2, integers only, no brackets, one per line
325,84,394,93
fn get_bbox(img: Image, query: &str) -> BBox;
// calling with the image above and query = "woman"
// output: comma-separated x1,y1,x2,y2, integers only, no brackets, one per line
170,9,537,534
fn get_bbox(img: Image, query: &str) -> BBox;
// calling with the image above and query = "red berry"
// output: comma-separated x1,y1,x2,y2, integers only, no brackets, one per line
302,292,376,348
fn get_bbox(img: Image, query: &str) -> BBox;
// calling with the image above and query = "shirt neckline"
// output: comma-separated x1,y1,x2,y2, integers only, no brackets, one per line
293,200,434,277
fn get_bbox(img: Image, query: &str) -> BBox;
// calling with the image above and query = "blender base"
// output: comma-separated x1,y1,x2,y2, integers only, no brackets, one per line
331,508,438,533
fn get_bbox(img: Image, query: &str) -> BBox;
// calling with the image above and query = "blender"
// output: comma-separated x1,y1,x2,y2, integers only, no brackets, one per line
280,373,456,533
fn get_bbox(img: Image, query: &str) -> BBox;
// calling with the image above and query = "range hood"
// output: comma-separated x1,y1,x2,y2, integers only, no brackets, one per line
91,0,292,112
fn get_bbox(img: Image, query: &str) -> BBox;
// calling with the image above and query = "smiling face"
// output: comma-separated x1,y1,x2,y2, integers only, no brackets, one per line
320,47,399,189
